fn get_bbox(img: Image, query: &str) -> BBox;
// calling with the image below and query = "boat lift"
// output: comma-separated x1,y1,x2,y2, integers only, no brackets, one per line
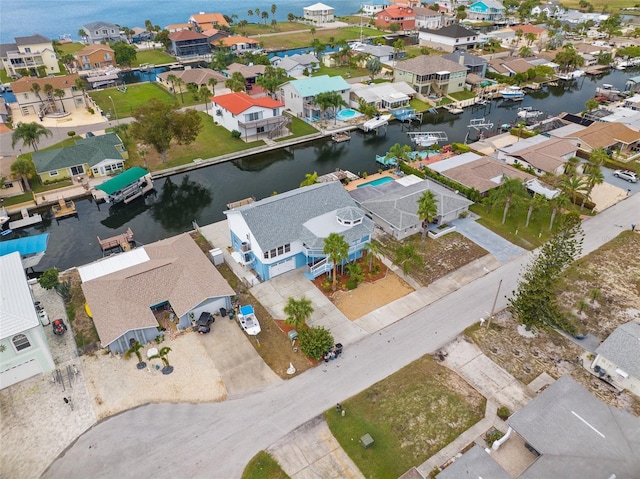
407,131,448,148
465,118,494,143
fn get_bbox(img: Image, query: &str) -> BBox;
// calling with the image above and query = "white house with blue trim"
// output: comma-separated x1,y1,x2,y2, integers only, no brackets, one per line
224,182,374,281
278,75,351,121
468,0,505,21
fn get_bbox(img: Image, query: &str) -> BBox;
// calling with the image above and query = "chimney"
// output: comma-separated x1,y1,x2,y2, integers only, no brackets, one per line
458,52,465,65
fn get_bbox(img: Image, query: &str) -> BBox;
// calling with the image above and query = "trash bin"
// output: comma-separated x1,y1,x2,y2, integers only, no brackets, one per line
288,330,298,342
220,307,227,318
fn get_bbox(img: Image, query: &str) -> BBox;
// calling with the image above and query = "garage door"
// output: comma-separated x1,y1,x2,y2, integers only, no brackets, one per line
269,257,296,278
0,359,43,389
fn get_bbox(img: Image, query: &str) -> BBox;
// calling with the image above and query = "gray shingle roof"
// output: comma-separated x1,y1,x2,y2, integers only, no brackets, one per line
595,321,640,379
509,375,640,479
352,177,472,230
227,182,373,251
0,43,17,58
32,133,124,174
395,55,468,76
443,50,487,67
436,445,511,479
15,34,51,45
420,24,477,39
83,21,120,31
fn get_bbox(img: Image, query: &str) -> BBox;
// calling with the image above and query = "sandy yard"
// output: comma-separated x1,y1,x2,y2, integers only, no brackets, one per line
590,182,629,212
83,332,227,420
332,272,414,320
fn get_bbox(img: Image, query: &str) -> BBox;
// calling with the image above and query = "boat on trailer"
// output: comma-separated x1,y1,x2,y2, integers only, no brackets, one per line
237,305,261,336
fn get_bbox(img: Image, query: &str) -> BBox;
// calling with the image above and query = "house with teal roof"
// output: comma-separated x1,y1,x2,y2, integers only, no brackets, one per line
278,75,351,121
32,133,127,183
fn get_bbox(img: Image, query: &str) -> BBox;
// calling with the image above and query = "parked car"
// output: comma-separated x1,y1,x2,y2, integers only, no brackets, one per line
613,169,639,183
195,312,215,334
52,319,67,335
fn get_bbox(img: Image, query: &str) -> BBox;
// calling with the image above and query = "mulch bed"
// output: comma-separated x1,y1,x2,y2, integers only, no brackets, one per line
311,255,387,298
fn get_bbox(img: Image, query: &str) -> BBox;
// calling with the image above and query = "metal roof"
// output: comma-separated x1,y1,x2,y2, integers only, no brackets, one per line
287,75,350,98
0,252,40,340
0,233,49,257
95,167,149,195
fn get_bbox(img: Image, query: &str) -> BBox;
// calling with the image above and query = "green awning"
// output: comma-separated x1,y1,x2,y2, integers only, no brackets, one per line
96,167,149,195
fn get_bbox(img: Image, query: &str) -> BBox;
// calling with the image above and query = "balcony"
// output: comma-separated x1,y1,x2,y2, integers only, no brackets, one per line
237,115,289,130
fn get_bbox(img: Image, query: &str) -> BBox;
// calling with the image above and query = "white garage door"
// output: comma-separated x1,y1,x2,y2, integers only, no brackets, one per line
269,257,296,278
0,359,43,389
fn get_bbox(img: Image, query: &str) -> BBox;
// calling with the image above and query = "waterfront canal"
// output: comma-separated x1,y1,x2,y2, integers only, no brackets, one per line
3,69,633,272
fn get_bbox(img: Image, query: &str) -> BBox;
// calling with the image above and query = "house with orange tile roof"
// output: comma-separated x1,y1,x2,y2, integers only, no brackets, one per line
188,12,229,31
213,35,260,53
374,4,416,31
560,121,640,156
211,92,290,141
168,30,211,58
74,44,115,71
164,23,192,33
10,74,84,118
510,24,548,43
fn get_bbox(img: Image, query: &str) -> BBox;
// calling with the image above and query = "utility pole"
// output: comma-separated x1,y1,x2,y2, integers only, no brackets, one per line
487,278,503,329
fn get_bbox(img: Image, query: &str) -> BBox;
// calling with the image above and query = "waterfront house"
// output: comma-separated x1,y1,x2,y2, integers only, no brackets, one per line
74,44,115,72
129,27,154,44
271,53,320,77
349,81,416,110
168,30,211,58
413,6,446,30
0,34,59,78
349,43,404,65
164,23,193,33
224,182,373,281
591,321,640,397
443,50,487,77
157,68,225,95
201,28,230,45
0,156,25,198
32,133,127,181
393,55,467,98
500,376,640,478
374,5,416,31
531,1,564,17
498,136,578,176
467,0,506,22
80,234,235,354
188,12,229,31
361,1,391,17
10,74,83,118
278,75,351,120
223,63,266,89
560,121,640,156
418,24,480,52
211,92,289,141
81,21,126,44
215,36,260,53
350,175,472,240
487,56,538,77
303,3,335,23
0,252,55,389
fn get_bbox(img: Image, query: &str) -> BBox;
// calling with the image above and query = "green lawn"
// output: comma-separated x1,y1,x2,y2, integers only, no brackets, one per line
89,83,204,119
57,42,84,55
449,90,476,101
258,26,384,50
314,65,369,79
325,355,485,479
240,21,308,36
132,49,176,67
275,115,319,142
410,98,432,112
0,69,11,83
242,451,289,479
1,192,33,207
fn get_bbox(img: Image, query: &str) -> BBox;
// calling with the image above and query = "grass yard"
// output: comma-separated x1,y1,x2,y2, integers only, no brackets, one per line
314,65,369,78
449,90,476,101
240,21,308,36
132,49,176,66
57,42,84,55
325,355,485,479
61,269,100,354
258,27,384,50
410,98,432,112
274,114,319,142
0,192,33,207
376,232,488,287
561,0,633,12
242,451,290,479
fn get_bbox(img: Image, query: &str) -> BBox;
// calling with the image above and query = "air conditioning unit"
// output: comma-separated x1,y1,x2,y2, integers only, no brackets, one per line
215,109,222,116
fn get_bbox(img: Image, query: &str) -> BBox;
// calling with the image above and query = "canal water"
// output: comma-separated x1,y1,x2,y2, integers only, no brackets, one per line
3,69,634,272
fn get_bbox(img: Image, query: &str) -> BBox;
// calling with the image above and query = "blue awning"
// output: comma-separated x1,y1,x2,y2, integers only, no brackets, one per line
0,233,49,257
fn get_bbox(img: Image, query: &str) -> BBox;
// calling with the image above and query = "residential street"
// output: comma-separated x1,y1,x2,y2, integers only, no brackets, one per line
42,194,639,479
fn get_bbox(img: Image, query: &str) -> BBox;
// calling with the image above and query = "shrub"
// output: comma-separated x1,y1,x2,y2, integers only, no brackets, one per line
497,406,511,420
346,278,358,290
55,279,72,303
39,268,60,290
67,130,76,137
485,429,504,447
87,107,95,114
298,326,334,360
231,130,241,139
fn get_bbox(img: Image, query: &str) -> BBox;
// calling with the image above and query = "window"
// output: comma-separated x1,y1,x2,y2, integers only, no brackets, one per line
70,165,84,175
272,108,278,116
25,47,31,53
12,334,31,351
49,170,58,177
257,126,265,133
264,251,269,259
284,244,290,253
270,249,276,258
277,246,284,255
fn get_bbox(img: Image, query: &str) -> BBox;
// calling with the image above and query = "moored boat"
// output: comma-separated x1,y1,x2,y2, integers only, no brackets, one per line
499,85,525,100
92,167,154,205
517,107,544,119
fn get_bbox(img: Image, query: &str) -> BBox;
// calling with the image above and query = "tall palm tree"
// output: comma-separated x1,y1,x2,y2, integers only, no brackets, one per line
548,193,570,231
30,83,43,105
199,85,211,114
387,142,412,164
208,77,218,96
225,72,246,92
493,177,527,225
314,91,347,124
563,156,581,177
561,174,587,206
10,157,37,192
417,189,438,248
11,122,52,152
524,194,548,228
173,77,185,103
363,241,381,270
53,88,66,112
323,232,349,290
166,73,178,97
283,296,314,330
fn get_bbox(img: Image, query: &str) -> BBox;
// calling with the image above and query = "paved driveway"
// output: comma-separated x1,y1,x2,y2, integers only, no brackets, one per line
452,214,526,264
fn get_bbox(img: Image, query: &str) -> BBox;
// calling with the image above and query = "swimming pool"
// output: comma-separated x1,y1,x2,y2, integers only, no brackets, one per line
336,109,363,121
356,176,395,188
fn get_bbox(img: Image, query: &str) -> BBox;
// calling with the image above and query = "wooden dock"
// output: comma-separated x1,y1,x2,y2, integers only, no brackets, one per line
9,208,43,229
227,197,255,209
52,198,77,220
331,132,351,143
98,227,135,252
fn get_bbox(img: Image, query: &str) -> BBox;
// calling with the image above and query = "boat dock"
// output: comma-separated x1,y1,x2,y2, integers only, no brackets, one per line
331,132,351,143
97,227,135,252
316,169,360,183
227,197,255,209
360,114,391,132
9,208,43,229
52,198,77,221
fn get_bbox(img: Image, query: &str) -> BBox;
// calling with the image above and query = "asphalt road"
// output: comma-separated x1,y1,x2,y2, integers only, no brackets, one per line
42,194,639,479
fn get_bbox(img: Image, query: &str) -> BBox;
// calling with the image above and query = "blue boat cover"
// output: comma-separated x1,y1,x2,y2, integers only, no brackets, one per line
240,305,254,316
0,233,49,257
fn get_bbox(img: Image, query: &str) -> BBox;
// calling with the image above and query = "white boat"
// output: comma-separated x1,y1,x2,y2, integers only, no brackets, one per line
595,84,621,96
499,85,525,100
517,107,544,119
361,114,391,132
407,131,448,148
237,305,261,336
0,207,9,227
556,69,585,81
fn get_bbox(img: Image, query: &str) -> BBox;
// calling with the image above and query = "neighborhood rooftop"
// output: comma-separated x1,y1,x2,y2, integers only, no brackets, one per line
287,75,351,97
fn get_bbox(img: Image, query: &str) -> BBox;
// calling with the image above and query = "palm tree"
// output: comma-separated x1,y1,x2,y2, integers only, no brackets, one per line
225,71,246,92
493,178,527,225
525,32,537,46
392,39,405,66
563,156,581,177
208,78,218,96
365,57,382,83
388,142,412,164
199,85,211,114
417,190,438,248
310,26,316,39
30,83,43,104
127,340,147,369
78,29,87,42
283,296,314,330
524,194,548,228
519,46,533,58
166,73,178,96
261,11,269,25
314,91,347,124
150,346,173,374
271,4,277,17
173,77,185,103
248,9,254,20
548,193,570,231
561,174,587,206
394,244,423,276
323,232,349,290
53,88,66,112
300,171,318,187
10,157,37,192
363,241,381,270
11,122,52,152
